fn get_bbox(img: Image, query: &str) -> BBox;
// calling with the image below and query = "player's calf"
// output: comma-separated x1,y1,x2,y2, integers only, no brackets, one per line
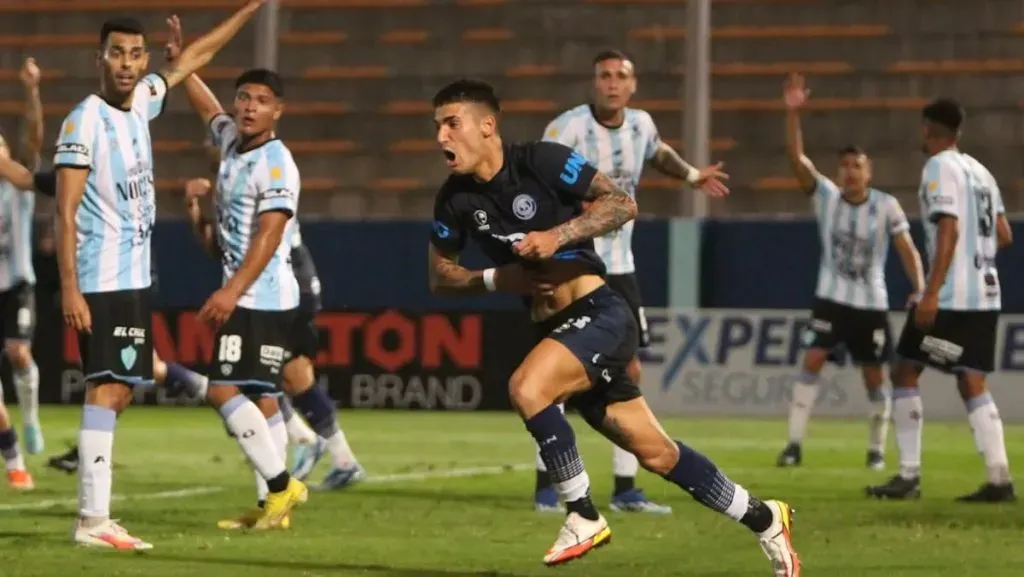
866,363,923,500
956,378,1015,502
5,342,41,454
861,364,890,471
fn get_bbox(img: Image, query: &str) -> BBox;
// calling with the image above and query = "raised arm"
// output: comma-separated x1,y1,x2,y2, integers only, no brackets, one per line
782,73,820,195
163,16,225,125
18,58,42,170
160,1,265,88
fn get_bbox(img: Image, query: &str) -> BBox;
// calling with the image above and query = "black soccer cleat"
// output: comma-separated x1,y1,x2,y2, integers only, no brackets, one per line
865,474,921,500
775,443,802,468
955,483,1017,503
47,446,80,474
865,449,885,471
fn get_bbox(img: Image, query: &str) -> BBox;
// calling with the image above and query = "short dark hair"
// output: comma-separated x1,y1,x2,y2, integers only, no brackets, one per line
592,49,630,66
922,98,965,133
432,79,500,113
838,145,866,157
235,68,284,98
100,17,146,47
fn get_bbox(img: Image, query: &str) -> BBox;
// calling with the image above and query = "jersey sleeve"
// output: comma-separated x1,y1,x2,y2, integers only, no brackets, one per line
528,140,598,200
256,148,299,217
132,73,169,121
921,156,961,222
53,103,98,169
811,174,840,202
542,112,577,147
885,195,911,236
639,111,662,161
430,185,466,254
209,113,239,155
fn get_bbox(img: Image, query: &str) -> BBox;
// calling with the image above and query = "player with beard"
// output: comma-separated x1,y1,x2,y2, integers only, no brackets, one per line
536,49,728,515
428,79,800,575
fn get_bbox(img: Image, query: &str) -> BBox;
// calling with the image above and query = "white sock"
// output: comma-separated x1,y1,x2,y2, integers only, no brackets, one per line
218,396,286,481
892,390,923,479
612,445,639,477
254,469,269,503
867,388,891,453
787,374,819,443
535,402,565,473
555,470,591,502
78,405,116,519
324,429,357,468
965,392,1011,485
725,483,751,522
268,411,288,465
285,413,316,445
13,362,39,427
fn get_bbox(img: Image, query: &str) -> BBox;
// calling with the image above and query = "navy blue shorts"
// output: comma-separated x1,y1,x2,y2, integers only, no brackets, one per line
536,284,641,424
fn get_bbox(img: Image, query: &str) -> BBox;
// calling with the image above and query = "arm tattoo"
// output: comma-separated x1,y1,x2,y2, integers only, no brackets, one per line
598,414,634,452
649,143,695,181
428,248,487,295
552,172,637,247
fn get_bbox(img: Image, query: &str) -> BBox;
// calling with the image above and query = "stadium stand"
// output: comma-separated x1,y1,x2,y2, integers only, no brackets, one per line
0,0,1020,216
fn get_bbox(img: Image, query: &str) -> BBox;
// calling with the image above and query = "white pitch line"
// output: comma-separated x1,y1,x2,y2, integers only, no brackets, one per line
0,463,533,512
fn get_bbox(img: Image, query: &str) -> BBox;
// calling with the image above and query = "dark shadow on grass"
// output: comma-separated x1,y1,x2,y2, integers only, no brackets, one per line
132,553,525,577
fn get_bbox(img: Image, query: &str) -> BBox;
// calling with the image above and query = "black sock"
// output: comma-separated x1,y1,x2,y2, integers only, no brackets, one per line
566,493,600,521
613,475,635,496
257,500,266,509
739,497,774,533
266,472,290,493
535,469,553,493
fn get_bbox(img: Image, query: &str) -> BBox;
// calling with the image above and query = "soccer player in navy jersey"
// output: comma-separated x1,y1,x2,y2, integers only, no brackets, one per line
427,78,800,575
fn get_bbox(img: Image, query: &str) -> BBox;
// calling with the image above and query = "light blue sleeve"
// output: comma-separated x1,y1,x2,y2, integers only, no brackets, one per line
132,73,169,121
921,156,960,222
257,144,299,216
640,111,661,161
53,103,96,169
542,111,577,147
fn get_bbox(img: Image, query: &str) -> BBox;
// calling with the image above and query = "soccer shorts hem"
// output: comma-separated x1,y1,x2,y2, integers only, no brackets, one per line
805,297,892,365
286,309,319,361
536,284,641,427
208,307,296,390
79,289,153,386
895,307,998,374
0,282,35,343
604,273,650,349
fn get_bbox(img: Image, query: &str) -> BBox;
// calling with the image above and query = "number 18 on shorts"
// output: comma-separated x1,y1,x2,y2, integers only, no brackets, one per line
208,307,296,393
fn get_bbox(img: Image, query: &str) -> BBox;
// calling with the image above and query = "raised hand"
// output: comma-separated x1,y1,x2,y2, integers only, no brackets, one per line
783,72,809,110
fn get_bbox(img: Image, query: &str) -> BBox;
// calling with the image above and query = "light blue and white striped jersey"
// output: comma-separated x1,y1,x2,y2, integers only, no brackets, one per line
53,73,166,294
0,180,35,291
813,175,910,310
542,104,660,274
210,113,300,311
918,149,1003,311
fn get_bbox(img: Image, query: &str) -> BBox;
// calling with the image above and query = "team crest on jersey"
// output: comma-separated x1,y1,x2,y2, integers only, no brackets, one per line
63,120,75,136
270,166,282,180
512,194,537,220
473,210,490,231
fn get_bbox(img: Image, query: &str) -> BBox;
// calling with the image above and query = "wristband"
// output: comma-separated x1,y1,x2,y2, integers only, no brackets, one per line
482,268,497,292
685,166,700,185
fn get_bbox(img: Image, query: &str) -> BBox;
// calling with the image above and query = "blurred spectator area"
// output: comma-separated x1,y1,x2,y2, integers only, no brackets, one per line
0,0,1022,218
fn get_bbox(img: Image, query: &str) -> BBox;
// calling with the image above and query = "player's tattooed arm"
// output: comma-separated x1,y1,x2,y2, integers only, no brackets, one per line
649,141,699,182
551,172,637,247
159,0,265,88
18,57,42,171
428,245,488,295
428,245,530,296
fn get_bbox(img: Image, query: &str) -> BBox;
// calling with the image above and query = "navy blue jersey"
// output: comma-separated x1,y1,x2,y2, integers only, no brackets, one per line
430,141,605,278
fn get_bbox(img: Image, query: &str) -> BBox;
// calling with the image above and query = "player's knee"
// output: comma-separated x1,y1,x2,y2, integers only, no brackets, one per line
508,369,548,416
86,382,133,412
801,348,829,373
860,364,885,389
626,357,641,386
636,437,680,476
3,341,30,368
956,373,987,401
206,384,240,408
891,361,919,388
281,356,314,396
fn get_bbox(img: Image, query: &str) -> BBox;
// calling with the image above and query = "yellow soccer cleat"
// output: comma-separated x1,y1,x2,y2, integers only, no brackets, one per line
250,477,307,530
218,508,290,530
757,500,801,577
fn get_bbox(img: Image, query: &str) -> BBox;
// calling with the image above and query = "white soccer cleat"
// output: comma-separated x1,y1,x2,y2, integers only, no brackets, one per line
542,512,611,566
73,518,153,551
757,500,801,577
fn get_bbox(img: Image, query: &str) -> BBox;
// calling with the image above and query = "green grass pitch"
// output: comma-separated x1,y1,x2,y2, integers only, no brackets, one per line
0,407,1020,576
